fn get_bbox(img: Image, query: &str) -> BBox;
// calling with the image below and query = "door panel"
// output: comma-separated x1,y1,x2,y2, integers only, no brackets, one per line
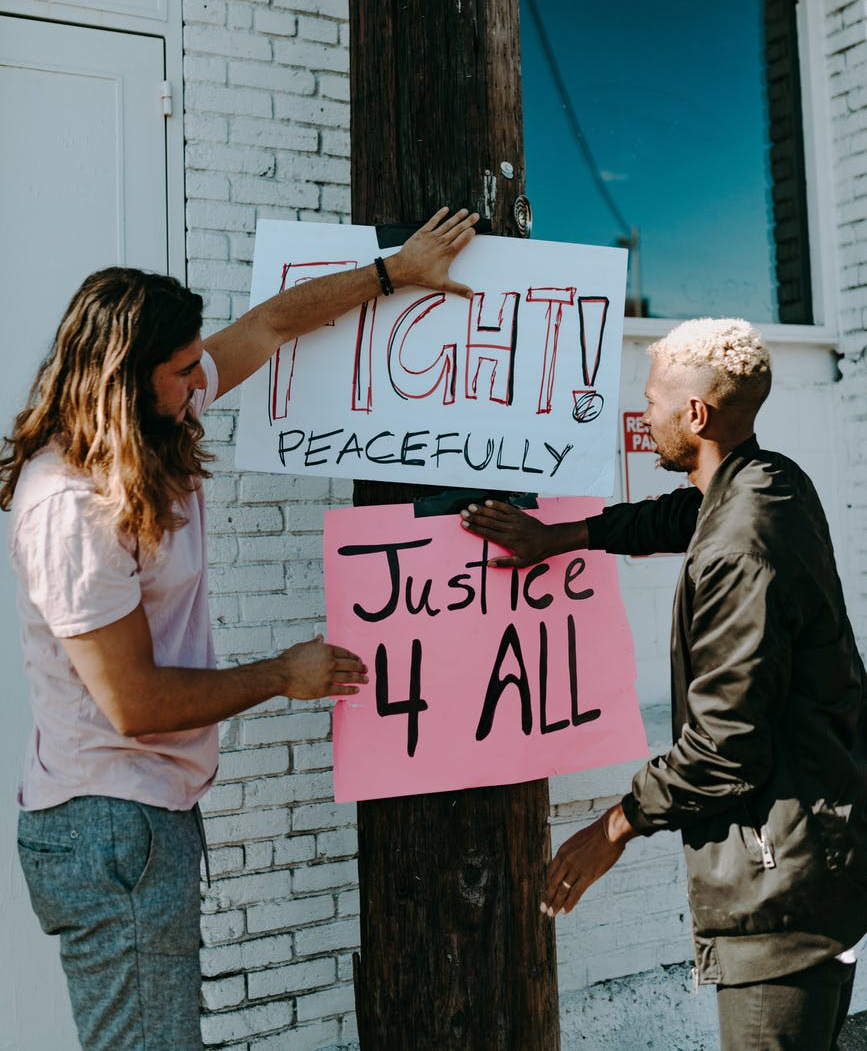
0,17,170,1050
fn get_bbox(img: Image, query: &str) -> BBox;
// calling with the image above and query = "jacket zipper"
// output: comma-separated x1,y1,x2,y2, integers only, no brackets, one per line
753,826,776,869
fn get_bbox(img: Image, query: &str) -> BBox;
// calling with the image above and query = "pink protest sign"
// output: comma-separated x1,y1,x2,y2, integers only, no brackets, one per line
324,498,648,802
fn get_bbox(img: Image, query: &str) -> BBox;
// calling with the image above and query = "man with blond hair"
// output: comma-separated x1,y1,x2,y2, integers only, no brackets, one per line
461,317,867,1050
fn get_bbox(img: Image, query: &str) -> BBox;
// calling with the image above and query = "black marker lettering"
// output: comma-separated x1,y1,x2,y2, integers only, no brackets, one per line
496,437,519,472
401,430,430,467
305,428,343,467
406,576,440,616
568,614,601,726
540,621,569,734
545,442,573,477
476,623,532,741
277,429,305,466
365,431,400,464
432,432,462,466
521,438,545,475
338,539,432,621
464,541,489,614
523,563,553,610
564,557,594,600
336,432,364,464
375,640,429,758
446,572,475,611
464,434,495,471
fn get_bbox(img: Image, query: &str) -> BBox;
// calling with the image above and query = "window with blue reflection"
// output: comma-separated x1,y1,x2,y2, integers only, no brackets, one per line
520,0,812,324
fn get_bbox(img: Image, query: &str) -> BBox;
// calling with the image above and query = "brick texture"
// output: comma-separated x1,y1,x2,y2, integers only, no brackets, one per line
183,1,355,1046
182,1,867,1046
829,0,867,651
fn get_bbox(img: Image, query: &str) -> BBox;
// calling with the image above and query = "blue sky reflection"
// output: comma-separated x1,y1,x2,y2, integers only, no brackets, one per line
520,0,780,321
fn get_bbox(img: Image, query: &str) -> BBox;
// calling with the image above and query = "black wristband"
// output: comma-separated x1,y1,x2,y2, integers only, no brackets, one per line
374,256,394,296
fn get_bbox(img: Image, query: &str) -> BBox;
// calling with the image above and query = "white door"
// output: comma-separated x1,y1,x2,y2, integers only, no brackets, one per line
0,17,170,1049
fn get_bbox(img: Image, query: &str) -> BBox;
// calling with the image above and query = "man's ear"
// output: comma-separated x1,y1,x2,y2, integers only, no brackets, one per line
687,395,711,435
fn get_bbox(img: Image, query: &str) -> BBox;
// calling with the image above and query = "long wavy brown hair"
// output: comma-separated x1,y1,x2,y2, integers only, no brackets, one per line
0,268,213,557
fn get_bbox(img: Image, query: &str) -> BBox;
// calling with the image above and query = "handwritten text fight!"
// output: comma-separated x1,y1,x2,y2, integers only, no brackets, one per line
271,272,608,480
237,222,628,496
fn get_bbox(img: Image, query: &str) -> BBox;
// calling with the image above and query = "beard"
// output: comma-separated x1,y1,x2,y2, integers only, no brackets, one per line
139,391,188,439
658,451,693,474
653,422,696,475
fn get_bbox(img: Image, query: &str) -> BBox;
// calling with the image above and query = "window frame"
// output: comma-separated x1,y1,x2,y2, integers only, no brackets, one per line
613,1,838,347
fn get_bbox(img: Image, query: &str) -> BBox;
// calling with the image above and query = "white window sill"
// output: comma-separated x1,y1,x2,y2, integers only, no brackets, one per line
623,317,838,350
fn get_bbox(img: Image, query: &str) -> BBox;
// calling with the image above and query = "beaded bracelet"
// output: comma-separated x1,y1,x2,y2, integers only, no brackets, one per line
374,256,394,296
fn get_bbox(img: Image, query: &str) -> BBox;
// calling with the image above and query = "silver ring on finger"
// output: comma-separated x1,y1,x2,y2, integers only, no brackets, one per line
561,879,572,889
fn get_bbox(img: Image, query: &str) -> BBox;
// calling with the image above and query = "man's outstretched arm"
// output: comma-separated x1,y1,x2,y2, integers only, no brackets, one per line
461,486,702,566
205,206,479,399
61,603,368,737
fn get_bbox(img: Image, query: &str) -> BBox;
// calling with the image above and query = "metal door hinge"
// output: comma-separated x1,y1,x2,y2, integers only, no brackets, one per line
160,80,173,117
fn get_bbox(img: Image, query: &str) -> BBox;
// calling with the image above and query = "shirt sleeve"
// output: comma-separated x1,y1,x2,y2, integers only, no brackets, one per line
190,349,219,417
587,486,702,556
622,550,793,834
13,487,141,638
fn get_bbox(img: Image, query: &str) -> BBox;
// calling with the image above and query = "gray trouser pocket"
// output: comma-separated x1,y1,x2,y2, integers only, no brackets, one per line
18,796,204,1051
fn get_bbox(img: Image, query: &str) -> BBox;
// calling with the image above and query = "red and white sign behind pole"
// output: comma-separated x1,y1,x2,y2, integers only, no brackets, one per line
621,411,691,503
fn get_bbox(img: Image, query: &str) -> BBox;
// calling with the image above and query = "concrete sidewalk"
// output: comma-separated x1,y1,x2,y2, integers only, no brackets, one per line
842,1013,867,1050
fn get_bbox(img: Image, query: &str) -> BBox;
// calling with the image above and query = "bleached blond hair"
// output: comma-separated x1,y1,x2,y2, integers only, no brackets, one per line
649,317,771,408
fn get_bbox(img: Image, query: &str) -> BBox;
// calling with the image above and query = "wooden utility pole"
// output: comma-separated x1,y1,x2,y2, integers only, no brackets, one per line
348,3,560,1049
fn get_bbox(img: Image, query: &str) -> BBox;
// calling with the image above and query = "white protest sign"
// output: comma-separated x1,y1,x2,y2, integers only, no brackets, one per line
236,220,628,496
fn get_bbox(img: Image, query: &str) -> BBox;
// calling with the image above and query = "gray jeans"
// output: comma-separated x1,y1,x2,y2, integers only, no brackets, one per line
717,956,856,1051
17,795,204,1051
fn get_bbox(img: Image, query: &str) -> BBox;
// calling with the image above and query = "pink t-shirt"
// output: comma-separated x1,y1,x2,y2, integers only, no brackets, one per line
10,351,221,812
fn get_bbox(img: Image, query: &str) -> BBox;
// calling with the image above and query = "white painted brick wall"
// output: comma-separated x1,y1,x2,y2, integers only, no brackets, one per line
183,1,357,1046
829,0,867,671
182,1,867,1046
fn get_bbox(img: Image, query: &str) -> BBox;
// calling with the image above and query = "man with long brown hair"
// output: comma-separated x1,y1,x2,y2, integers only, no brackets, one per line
3,207,478,1050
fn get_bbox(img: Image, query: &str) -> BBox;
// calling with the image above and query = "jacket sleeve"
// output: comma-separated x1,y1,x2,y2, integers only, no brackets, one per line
622,550,795,834
586,486,702,556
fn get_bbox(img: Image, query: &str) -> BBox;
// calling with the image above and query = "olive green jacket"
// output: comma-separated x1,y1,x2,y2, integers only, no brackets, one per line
588,437,867,985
